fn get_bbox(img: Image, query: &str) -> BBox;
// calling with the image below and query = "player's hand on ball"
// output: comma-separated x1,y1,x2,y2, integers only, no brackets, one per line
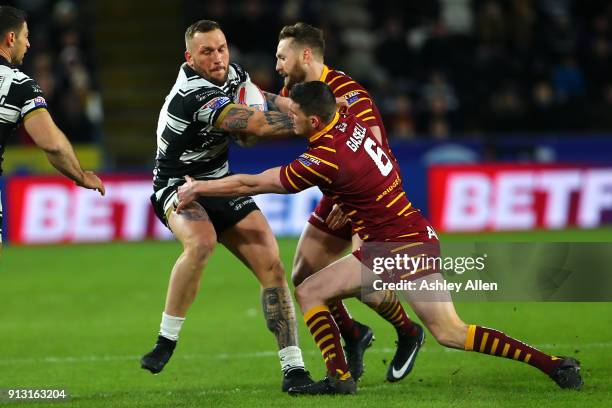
176,176,197,213
326,204,349,230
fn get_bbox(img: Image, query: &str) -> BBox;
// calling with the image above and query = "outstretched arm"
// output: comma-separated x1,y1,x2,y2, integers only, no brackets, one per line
176,167,287,212
24,110,105,195
214,104,294,138
262,91,291,113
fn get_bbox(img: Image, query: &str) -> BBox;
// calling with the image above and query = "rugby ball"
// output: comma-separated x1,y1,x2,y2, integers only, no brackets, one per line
232,81,268,147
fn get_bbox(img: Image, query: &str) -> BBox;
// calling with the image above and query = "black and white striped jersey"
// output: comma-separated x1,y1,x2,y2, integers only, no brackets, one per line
153,62,249,192
0,56,48,175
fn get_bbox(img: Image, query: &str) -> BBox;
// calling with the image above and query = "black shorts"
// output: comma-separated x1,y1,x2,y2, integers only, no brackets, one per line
151,182,259,234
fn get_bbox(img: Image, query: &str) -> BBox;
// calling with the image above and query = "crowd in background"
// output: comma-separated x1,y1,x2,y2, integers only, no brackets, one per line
6,0,101,145
6,0,612,144
186,0,612,139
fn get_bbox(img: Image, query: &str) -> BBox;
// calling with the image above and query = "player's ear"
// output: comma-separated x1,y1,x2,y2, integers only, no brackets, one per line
185,49,193,66
310,115,320,129
302,47,312,64
6,31,15,47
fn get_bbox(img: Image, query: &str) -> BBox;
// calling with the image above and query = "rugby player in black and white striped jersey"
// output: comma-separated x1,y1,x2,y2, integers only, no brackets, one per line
142,19,314,392
0,6,104,248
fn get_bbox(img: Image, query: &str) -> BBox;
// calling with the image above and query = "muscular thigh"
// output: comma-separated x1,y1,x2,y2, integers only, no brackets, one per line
168,202,217,249
293,223,351,285
218,210,282,281
299,254,364,304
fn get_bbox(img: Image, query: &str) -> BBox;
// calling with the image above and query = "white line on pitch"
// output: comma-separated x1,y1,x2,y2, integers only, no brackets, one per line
1,342,609,366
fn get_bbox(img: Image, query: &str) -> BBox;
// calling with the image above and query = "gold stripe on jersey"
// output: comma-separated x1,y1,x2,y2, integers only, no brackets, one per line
23,108,48,121
356,108,373,118
362,234,370,240
376,175,401,201
397,203,413,216
352,97,373,106
354,220,364,225
323,134,334,139
304,153,339,170
326,74,344,87
284,166,299,191
390,242,423,253
333,81,356,94
290,163,314,186
298,160,332,184
309,112,340,142
346,210,357,216
397,232,419,238
315,146,336,153
354,226,365,232
319,65,331,82
386,192,406,208
331,195,339,199
400,266,431,279
404,210,418,217
362,116,376,121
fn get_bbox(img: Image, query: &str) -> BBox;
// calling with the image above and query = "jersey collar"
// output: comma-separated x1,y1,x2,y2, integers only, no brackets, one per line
319,65,330,82
309,111,339,143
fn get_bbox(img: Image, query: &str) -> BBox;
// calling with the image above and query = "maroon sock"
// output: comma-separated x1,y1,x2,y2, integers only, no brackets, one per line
304,305,352,379
465,325,562,375
372,290,418,337
329,300,360,341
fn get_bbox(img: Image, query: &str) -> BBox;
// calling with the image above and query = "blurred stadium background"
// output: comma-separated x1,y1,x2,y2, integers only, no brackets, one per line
1,0,611,407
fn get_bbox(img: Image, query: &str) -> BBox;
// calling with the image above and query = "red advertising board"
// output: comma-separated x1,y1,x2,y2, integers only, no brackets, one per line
429,164,612,232
6,175,172,244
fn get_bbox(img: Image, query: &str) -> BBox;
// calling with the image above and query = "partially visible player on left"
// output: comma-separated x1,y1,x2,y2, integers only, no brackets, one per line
0,6,105,248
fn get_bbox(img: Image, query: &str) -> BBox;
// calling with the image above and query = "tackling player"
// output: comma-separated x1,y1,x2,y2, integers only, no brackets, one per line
260,22,421,382
176,81,583,395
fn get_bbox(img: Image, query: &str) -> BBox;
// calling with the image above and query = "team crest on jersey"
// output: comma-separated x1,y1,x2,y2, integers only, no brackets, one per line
33,96,47,107
203,96,230,110
344,90,361,105
335,122,348,132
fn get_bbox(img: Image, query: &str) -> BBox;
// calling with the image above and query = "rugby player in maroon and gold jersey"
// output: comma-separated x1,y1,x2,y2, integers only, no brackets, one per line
260,22,420,383
176,81,582,395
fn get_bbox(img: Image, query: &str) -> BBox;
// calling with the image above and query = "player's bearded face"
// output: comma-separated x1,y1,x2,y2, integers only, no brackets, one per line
186,29,229,86
276,39,306,90
11,22,29,66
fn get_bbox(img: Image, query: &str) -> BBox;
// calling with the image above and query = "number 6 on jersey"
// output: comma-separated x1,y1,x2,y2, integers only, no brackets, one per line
364,137,393,176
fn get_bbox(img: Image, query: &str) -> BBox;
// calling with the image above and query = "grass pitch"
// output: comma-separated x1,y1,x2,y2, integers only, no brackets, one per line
2,229,611,407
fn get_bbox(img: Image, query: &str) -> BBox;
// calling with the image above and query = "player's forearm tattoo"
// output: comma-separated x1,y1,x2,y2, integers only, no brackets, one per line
222,107,254,130
263,111,294,130
262,286,298,348
262,91,280,111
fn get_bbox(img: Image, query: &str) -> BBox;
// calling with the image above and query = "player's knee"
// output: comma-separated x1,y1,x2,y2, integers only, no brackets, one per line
183,234,215,265
291,253,312,286
294,283,309,308
256,255,286,287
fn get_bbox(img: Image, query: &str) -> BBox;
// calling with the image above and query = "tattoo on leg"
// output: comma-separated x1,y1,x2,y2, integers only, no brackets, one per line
264,111,294,130
262,286,298,349
177,203,210,221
